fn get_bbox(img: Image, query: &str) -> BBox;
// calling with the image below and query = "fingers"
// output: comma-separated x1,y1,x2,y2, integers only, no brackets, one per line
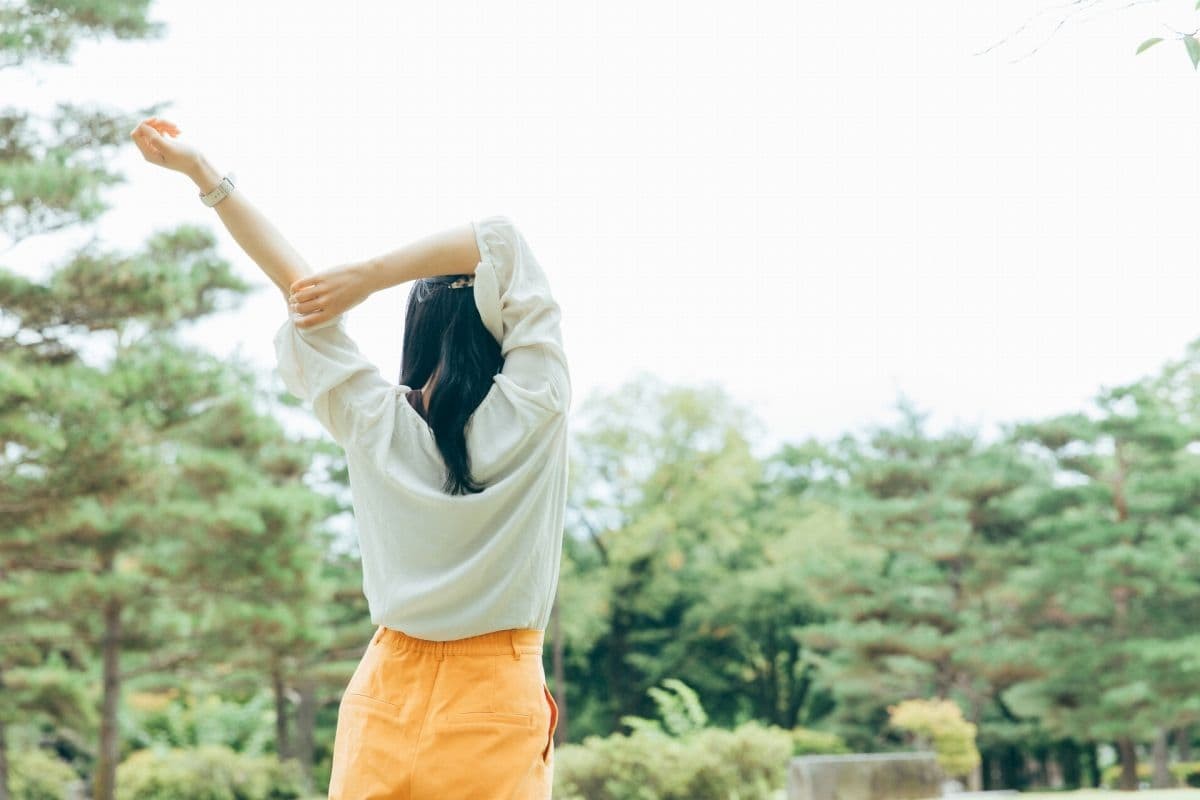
292,303,326,328
295,312,321,329
290,285,324,304
292,296,325,315
146,117,180,136
288,280,326,317
130,122,165,161
289,276,320,295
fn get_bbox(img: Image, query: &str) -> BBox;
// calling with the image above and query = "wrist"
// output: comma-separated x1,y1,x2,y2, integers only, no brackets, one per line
353,259,387,296
186,155,222,192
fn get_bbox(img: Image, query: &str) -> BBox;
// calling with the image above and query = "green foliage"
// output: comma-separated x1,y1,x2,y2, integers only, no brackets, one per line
554,720,793,800
1136,31,1200,70
887,697,981,780
1186,35,1200,70
788,726,850,756
1135,37,1163,54
115,745,307,800
123,689,277,757
1172,761,1200,787
620,678,708,737
555,677,793,799
9,747,80,800
1100,761,1152,789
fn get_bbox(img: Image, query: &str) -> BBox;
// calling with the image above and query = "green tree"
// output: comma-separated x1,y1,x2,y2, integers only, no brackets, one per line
562,376,771,733
0,3,348,798
1002,355,1200,790
791,395,1039,792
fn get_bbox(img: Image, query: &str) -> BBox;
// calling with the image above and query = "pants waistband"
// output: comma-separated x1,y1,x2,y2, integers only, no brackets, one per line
373,625,544,661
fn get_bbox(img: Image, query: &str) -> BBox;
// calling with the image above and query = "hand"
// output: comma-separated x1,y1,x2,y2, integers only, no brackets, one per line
288,263,375,328
129,116,201,175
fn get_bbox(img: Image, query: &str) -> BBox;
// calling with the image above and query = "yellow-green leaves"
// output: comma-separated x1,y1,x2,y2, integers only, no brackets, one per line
1135,34,1200,70
1135,37,1163,55
1186,35,1200,69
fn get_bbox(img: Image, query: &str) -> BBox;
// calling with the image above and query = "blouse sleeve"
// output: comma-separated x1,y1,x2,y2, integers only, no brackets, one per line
272,311,398,447
471,215,571,413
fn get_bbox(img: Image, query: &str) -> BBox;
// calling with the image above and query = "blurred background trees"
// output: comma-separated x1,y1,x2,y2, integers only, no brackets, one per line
3,1,1200,799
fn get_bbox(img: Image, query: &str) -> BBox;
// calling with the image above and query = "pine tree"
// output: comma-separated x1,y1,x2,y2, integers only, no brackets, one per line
1000,357,1200,790
0,4,342,798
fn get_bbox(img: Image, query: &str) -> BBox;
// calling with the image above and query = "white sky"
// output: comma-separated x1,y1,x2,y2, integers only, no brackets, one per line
7,0,1200,457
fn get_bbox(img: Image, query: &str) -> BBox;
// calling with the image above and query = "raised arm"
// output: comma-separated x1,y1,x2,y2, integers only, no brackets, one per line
286,222,481,330
187,156,311,302
359,223,481,291
130,117,313,304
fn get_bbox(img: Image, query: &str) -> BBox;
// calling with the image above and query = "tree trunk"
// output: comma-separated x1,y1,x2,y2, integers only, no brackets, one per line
1033,745,1050,786
998,744,1025,789
1152,727,1173,788
1116,736,1139,791
294,678,316,793
1084,740,1101,788
1056,738,1082,789
966,697,983,791
1045,750,1063,788
0,707,9,800
607,608,630,731
1177,725,1193,762
92,597,123,800
1024,752,1041,787
550,596,567,745
272,666,290,760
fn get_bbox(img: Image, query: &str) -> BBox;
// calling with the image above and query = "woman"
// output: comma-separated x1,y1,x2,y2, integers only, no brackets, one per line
131,118,569,799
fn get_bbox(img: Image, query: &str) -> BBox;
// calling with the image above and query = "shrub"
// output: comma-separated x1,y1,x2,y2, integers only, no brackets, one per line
123,689,276,757
788,727,849,756
1100,761,1152,789
887,697,980,780
554,720,793,800
1172,760,1200,787
1099,760,1200,789
553,679,794,800
10,748,80,800
115,744,307,800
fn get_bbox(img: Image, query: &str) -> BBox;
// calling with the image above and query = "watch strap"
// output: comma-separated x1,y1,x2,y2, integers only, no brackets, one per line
199,172,237,207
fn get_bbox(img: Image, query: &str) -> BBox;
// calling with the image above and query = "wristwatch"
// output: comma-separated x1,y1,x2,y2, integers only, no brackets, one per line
199,172,236,207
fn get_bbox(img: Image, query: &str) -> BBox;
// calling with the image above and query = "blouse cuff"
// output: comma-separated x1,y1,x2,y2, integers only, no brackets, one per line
471,219,504,347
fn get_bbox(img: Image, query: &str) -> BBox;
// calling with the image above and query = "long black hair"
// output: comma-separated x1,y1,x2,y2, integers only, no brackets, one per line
399,274,502,495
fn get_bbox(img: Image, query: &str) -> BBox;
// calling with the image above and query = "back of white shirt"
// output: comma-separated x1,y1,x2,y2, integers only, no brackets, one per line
273,216,570,640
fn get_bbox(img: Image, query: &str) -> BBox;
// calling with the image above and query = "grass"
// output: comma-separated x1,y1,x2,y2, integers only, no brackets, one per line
1015,792,1200,799
920,792,1200,799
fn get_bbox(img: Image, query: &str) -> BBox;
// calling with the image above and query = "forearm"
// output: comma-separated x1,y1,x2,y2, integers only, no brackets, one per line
186,156,312,300
358,222,480,294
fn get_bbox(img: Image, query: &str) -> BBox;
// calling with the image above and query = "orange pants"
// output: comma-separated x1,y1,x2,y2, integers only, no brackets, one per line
328,624,559,799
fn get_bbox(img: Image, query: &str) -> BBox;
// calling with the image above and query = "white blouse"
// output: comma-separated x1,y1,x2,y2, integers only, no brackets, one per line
273,215,571,641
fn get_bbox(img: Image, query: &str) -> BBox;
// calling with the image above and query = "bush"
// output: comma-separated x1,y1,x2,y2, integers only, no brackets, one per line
1100,761,1152,788
553,679,794,800
554,720,792,800
10,748,80,800
887,697,980,780
123,689,276,757
788,727,849,756
115,744,308,800
1172,760,1200,787
1099,759,1200,789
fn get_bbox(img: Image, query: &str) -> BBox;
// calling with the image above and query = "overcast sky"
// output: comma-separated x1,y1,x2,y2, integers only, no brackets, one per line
7,0,1200,457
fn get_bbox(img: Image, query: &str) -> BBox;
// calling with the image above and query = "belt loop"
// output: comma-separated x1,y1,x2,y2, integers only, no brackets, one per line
373,626,385,646
511,630,521,661
436,641,446,661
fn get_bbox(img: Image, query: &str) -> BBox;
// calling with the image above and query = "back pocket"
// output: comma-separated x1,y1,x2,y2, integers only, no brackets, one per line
441,710,533,728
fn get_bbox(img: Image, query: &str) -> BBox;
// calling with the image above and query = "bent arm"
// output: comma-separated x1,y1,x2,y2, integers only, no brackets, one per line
357,222,481,294
187,156,312,302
